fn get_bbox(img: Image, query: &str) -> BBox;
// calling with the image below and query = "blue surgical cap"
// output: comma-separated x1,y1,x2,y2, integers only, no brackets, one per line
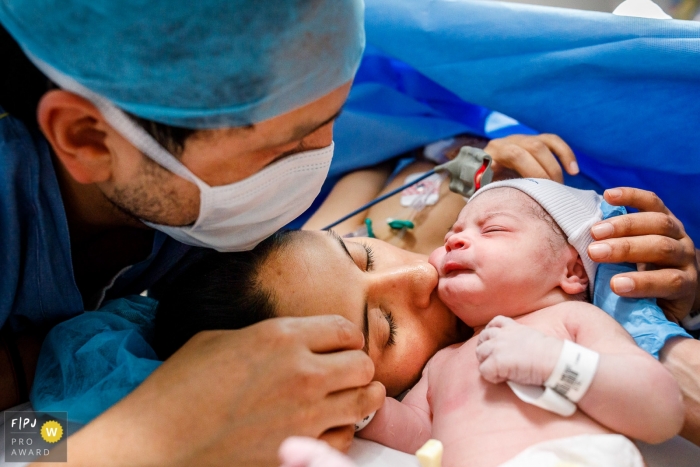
0,0,365,128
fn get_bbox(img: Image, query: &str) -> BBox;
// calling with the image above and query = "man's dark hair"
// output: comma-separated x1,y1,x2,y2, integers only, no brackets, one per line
152,231,296,360
127,115,196,157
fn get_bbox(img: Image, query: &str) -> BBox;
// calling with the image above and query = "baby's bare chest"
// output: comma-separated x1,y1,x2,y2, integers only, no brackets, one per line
425,311,604,467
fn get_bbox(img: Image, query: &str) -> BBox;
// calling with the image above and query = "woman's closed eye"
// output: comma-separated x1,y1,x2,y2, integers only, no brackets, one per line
384,309,397,347
360,242,375,271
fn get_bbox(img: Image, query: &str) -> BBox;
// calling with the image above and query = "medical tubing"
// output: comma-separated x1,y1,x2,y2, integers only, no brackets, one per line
321,169,436,230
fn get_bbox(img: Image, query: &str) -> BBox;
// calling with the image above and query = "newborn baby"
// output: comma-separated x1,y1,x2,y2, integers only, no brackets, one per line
351,179,684,466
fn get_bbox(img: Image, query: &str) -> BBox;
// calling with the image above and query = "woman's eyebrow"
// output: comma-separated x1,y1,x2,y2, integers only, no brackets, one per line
327,230,371,353
327,230,354,264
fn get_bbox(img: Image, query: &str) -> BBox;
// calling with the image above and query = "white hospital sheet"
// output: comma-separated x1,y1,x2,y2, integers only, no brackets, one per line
349,436,700,467
3,404,699,466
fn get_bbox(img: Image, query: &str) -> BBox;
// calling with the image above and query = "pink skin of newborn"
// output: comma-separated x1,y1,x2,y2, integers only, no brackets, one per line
355,188,683,466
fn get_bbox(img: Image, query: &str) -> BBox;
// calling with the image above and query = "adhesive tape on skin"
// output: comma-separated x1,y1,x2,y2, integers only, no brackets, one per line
354,411,376,432
416,439,443,467
544,340,600,403
507,382,577,417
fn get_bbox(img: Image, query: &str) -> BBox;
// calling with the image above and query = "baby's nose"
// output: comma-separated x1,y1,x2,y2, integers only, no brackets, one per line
445,232,469,252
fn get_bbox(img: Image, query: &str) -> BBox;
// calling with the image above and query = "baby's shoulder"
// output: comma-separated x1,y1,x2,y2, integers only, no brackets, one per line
534,301,602,319
516,302,605,339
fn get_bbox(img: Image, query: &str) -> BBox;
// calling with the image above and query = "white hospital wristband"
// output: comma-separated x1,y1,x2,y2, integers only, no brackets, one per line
507,381,576,417
544,340,600,403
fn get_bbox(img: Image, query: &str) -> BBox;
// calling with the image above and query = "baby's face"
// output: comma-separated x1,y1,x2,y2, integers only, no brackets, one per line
429,188,573,327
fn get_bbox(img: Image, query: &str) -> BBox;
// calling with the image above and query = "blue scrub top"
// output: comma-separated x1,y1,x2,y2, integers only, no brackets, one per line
0,106,193,332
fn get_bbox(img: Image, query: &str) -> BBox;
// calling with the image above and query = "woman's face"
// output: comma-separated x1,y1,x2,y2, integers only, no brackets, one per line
257,231,468,396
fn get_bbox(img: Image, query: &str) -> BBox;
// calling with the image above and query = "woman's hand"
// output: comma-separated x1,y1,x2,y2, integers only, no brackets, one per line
484,133,579,183
587,187,699,322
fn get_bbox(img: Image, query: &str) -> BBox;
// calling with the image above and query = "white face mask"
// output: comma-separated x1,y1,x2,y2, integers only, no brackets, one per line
99,100,334,252
30,56,335,251
144,144,334,252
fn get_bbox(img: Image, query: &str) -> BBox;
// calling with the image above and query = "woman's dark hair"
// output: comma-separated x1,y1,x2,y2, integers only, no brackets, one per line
152,231,296,359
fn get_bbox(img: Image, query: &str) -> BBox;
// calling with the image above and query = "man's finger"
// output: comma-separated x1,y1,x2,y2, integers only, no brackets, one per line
610,269,694,300
319,381,385,430
537,133,579,175
603,187,670,214
591,212,685,241
272,315,365,353
309,350,375,394
318,427,356,454
588,235,692,266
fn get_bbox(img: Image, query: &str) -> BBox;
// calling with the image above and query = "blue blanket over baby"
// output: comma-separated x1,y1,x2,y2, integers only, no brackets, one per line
593,203,691,359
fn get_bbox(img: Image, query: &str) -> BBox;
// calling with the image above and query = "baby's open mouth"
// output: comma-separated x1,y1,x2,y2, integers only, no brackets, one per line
442,261,474,276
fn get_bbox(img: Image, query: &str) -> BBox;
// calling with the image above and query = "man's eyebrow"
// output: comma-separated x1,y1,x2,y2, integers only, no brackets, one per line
290,108,343,141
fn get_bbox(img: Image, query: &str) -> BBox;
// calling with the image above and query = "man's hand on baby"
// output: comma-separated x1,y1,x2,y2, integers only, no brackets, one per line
484,134,579,183
99,315,385,467
476,316,563,386
588,187,699,322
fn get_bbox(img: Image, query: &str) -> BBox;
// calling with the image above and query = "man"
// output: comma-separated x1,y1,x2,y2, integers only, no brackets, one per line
0,1,697,466
0,1,382,465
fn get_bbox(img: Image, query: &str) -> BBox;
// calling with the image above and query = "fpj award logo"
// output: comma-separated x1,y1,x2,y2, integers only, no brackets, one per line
4,411,67,462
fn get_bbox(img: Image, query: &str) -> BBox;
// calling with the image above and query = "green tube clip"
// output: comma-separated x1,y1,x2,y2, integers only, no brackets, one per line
364,218,375,238
387,218,415,230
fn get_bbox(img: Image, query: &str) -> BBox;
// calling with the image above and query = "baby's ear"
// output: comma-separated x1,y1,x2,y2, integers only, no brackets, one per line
560,247,589,295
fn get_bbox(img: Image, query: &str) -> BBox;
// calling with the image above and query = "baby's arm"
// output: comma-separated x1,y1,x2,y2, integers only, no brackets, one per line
476,304,684,443
357,365,432,454
565,303,684,443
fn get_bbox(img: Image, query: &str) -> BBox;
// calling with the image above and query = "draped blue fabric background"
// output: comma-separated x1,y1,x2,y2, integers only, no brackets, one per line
331,0,700,242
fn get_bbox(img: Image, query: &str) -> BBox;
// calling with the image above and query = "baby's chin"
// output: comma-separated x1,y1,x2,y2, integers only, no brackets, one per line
437,280,477,324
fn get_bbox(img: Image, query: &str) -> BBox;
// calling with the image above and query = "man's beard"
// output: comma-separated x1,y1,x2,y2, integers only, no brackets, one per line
105,159,199,227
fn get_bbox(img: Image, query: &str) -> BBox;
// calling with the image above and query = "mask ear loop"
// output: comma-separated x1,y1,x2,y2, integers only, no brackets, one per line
27,53,209,192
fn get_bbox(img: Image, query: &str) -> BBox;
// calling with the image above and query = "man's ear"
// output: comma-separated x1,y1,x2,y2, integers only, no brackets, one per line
37,90,113,184
560,246,589,295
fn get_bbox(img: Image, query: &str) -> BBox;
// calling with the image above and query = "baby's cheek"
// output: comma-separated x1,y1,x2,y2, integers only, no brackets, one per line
428,247,445,272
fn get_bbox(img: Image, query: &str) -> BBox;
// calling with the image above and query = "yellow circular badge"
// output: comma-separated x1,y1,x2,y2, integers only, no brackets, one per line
40,420,64,444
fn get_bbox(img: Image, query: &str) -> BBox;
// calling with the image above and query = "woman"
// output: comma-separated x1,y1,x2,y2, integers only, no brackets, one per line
154,134,700,413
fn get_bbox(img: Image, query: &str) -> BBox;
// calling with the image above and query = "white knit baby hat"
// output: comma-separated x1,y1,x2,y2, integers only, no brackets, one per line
470,178,603,294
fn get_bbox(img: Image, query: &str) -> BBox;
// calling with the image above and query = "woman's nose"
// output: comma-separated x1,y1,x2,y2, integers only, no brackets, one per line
373,262,437,310
445,232,470,252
